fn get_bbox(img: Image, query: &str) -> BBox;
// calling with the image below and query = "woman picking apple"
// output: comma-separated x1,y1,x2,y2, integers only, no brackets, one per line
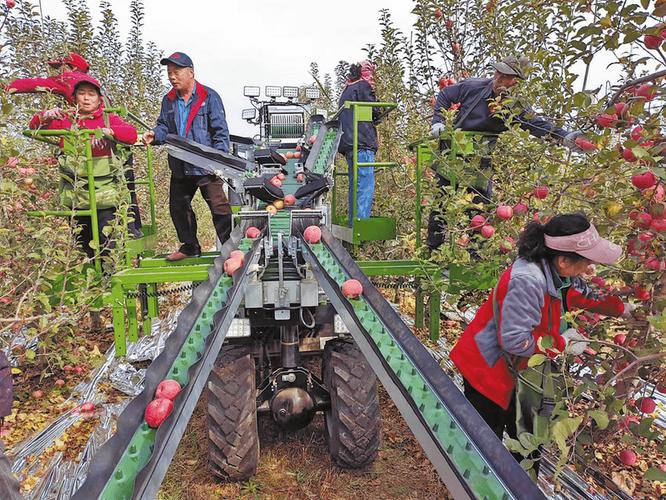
449,213,632,477
29,76,138,258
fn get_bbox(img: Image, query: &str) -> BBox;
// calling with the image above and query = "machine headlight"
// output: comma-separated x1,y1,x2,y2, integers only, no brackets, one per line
243,86,260,97
242,108,257,120
282,86,299,98
305,87,320,99
265,86,282,98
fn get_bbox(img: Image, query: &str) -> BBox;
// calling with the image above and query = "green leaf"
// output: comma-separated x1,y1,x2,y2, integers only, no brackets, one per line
528,354,546,367
644,467,666,481
587,409,610,430
551,416,582,452
25,349,36,361
505,437,529,456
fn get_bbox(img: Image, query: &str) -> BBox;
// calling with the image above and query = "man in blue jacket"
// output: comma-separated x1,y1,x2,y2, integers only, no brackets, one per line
338,60,378,226
143,52,231,261
427,56,583,250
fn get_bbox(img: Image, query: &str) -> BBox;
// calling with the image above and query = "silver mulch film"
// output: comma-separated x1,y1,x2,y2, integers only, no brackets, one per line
9,311,180,499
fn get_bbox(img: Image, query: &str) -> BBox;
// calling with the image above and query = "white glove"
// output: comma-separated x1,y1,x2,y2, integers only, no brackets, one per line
563,131,584,151
622,302,637,319
430,122,445,139
561,327,589,356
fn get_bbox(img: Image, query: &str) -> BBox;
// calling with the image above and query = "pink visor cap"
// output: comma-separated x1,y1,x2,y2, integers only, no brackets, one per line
544,224,622,265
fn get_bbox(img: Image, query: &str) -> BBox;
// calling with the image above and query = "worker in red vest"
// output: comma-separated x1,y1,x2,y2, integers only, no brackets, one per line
7,52,90,103
450,214,632,471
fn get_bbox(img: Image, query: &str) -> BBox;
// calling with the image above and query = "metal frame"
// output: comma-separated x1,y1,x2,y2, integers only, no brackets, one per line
23,107,158,272
331,101,399,244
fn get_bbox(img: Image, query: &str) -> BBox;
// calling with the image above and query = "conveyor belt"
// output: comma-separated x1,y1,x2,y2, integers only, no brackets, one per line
299,226,546,500
303,119,342,174
72,227,262,500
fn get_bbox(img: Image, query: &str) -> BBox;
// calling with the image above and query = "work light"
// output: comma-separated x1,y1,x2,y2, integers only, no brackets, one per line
243,86,260,97
265,86,282,98
282,86,299,98
305,87,320,99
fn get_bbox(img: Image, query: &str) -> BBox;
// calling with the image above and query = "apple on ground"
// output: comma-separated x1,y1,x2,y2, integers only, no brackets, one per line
640,397,657,414
619,449,637,466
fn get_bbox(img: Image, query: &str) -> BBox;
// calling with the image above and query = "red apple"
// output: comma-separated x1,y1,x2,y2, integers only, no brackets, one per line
636,212,653,229
6,0,16,8
575,136,597,151
635,84,657,101
630,125,644,141
303,225,322,244
284,194,296,206
623,148,638,162
644,34,663,49
341,279,363,299
74,366,84,375
451,42,461,53
495,205,513,220
229,250,245,264
295,145,302,151
639,232,654,242
650,218,666,232
634,284,651,301
296,173,305,183
145,398,174,428
309,135,317,145
224,257,242,276
156,380,182,401
245,226,261,239
277,173,286,181
590,276,606,287
470,214,486,229
480,225,495,238
80,402,95,413
270,177,282,188
63,365,74,372
285,152,294,159
533,186,549,199
513,202,528,215
434,7,443,18
293,151,301,159
445,18,454,29
32,390,44,399
640,397,657,413
613,333,626,346
619,449,637,466
55,379,65,387
645,256,664,271
631,170,659,190
595,113,618,128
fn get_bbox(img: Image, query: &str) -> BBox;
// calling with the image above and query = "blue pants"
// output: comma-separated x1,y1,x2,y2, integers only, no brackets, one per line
345,149,375,226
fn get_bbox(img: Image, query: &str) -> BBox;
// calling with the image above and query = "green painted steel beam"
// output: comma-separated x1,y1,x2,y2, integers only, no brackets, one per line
357,260,438,277
111,265,211,286
138,253,219,268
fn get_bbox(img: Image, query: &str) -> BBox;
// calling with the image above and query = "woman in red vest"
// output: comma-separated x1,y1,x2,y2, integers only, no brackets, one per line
450,213,630,442
29,75,137,258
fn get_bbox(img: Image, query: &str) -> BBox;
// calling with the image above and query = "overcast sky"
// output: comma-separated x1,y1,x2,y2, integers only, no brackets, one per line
40,0,418,136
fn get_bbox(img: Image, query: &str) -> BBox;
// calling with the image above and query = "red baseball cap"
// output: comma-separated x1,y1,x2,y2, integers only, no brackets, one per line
72,74,102,94
48,52,90,73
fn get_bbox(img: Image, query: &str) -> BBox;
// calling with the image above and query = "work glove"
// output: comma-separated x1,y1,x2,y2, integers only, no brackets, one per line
561,327,589,356
40,107,66,123
430,122,445,139
622,301,637,319
563,131,585,151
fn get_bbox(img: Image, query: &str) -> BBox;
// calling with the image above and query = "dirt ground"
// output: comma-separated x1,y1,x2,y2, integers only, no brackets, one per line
158,386,450,500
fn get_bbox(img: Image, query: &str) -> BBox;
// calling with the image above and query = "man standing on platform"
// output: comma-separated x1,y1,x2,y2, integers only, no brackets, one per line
143,52,231,261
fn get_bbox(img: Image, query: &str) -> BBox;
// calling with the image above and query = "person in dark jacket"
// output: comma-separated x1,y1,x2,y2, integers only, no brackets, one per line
338,60,378,226
142,52,231,261
427,56,584,250
450,214,631,473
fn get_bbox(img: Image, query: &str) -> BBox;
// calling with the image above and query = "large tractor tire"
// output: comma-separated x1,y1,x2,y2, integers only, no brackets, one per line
207,344,259,481
322,338,380,468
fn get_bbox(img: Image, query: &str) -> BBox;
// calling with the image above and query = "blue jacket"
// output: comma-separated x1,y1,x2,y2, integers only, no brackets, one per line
153,81,230,176
432,78,569,140
337,80,378,155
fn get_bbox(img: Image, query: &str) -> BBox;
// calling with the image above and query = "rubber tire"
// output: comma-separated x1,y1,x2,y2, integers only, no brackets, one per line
322,338,380,468
207,344,259,481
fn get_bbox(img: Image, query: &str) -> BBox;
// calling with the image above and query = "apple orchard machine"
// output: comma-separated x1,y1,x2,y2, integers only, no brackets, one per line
27,84,545,500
